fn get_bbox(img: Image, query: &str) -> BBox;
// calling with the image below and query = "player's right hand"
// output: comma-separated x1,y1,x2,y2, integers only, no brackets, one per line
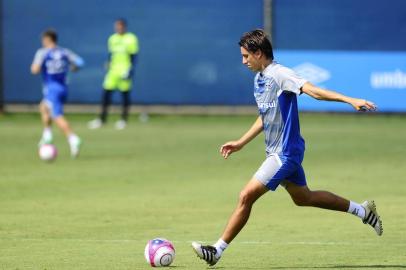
350,98,377,112
220,141,243,159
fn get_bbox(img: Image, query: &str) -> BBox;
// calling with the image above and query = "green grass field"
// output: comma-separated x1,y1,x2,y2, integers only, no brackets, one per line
1,113,405,269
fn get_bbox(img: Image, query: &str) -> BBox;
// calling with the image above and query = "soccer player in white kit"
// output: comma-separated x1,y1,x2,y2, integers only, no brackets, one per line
192,29,382,266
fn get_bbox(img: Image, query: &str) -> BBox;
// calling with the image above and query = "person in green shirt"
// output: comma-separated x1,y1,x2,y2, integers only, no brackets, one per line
88,18,139,130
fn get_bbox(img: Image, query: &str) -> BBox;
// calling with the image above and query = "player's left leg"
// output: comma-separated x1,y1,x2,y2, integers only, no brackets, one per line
221,179,269,243
284,182,349,211
53,116,73,136
53,115,81,158
50,89,81,158
115,80,132,130
284,181,383,235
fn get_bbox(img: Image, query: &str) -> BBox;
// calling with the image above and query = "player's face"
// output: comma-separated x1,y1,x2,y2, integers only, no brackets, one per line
115,22,126,34
42,36,52,48
240,47,262,72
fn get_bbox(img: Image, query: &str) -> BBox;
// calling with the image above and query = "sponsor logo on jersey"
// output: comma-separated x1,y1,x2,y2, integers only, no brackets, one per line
258,100,277,113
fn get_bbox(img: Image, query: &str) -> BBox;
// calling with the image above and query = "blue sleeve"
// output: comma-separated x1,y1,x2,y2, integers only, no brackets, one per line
128,54,138,78
32,48,47,66
65,49,85,68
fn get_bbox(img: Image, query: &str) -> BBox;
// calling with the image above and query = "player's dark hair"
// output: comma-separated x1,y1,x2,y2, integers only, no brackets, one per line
42,29,58,43
239,29,274,60
116,18,128,26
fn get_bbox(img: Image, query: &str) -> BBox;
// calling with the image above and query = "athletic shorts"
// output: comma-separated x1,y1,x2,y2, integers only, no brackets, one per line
254,153,307,191
103,70,132,92
43,82,67,118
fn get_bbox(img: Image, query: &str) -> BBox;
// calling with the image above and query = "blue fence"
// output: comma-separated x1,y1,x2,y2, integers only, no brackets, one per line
3,0,262,105
2,0,406,112
273,0,406,51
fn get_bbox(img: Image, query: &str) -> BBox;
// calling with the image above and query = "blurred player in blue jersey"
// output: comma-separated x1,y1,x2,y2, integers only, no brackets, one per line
31,29,84,158
192,29,383,266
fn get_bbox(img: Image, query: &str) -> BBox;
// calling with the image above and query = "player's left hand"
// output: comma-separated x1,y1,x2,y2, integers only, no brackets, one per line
351,98,377,112
122,69,133,80
70,65,79,72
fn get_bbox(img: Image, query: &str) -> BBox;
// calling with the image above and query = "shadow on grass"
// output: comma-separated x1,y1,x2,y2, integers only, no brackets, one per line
215,265,406,269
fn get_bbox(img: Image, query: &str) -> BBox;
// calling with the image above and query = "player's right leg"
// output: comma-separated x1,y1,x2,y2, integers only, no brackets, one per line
88,89,113,129
115,80,132,130
88,71,118,129
192,179,268,266
38,100,53,146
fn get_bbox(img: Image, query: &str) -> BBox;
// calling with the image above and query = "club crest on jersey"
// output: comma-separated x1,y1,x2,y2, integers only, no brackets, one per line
255,78,273,94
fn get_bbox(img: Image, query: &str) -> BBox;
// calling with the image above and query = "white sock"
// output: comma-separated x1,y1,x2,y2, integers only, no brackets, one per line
347,201,366,219
42,127,53,141
68,134,80,144
213,239,228,257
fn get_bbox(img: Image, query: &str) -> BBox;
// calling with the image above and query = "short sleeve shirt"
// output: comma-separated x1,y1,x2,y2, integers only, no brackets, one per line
108,32,139,73
254,62,307,158
32,47,82,85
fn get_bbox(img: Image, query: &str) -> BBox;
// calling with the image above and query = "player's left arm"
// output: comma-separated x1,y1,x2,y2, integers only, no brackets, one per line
126,53,138,79
124,34,139,79
301,82,377,111
66,49,85,72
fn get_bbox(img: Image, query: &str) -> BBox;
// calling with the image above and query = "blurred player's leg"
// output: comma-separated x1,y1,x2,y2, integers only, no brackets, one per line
48,89,81,158
88,89,112,129
115,90,130,130
54,116,81,158
88,70,117,129
100,89,112,124
38,101,53,146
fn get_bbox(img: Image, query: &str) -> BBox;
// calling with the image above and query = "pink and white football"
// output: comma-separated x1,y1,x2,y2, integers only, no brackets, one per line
144,238,175,267
39,144,58,162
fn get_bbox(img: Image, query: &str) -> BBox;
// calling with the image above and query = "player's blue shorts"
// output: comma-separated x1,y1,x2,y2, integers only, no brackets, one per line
42,82,67,118
254,153,307,191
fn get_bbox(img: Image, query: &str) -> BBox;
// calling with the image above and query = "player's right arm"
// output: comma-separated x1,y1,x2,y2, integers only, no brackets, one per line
31,49,45,74
220,116,263,159
105,35,113,70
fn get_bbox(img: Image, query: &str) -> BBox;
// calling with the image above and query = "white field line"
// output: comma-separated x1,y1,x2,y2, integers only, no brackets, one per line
1,238,404,246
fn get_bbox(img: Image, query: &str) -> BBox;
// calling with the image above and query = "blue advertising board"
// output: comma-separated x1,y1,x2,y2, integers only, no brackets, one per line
275,50,406,112
2,0,406,112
